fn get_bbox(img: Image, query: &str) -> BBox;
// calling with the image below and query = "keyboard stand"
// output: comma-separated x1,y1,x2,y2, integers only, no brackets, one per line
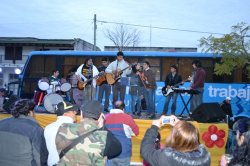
179,93,194,116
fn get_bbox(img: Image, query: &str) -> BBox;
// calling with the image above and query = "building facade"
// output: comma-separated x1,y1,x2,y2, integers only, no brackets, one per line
0,37,99,89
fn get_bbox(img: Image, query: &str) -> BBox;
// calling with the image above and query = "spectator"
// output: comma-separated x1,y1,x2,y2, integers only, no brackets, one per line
221,97,233,120
141,116,210,166
55,100,121,165
44,101,79,166
0,99,48,166
143,132,162,166
220,118,250,166
105,100,139,166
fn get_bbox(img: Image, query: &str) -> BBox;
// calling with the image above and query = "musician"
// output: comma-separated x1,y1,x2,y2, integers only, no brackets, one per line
48,70,60,84
97,57,111,112
162,65,182,115
105,51,132,105
142,61,157,119
189,59,206,113
75,57,99,101
129,63,143,116
48,70,60,93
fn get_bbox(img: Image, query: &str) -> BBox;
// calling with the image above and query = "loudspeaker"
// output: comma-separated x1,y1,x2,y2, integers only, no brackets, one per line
191,102,226,123
3,95,20,114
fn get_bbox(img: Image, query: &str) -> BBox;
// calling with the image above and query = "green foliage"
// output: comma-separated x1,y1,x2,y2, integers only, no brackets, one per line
199,22,250,80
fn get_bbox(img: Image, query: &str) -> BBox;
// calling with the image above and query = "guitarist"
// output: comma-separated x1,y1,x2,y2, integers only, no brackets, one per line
162,65,183,116
97,57,111,112
75,57,99,101
105,51,132,105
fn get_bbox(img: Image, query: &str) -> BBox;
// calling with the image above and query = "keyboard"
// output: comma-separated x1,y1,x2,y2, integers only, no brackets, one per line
172,88,200,94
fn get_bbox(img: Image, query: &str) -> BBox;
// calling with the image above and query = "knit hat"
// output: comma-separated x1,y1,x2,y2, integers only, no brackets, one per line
55,101,79,116
226,97,231,101
80,100,103,120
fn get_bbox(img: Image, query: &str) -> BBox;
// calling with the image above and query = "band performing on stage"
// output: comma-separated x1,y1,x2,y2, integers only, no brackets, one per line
32,51,206,119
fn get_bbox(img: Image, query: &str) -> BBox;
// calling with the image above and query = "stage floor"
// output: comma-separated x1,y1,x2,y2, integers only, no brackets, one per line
0,113,228,166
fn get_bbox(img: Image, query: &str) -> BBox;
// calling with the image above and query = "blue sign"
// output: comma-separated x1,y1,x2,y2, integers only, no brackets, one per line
100,82,250,116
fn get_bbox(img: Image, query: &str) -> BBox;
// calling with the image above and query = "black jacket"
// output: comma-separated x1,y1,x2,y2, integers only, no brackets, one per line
0,116,48,166
221,100,233,117
141,125,211,166
164,73,182,87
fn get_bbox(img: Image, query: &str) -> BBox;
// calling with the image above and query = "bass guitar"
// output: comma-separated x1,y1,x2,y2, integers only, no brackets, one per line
161,78,188,97
77,72,104,90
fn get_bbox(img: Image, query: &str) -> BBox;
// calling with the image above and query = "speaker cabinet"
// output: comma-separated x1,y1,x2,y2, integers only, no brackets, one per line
191,102,226,123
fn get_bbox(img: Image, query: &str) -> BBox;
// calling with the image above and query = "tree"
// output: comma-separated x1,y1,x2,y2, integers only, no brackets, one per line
104,24,140,51
199,22,250,80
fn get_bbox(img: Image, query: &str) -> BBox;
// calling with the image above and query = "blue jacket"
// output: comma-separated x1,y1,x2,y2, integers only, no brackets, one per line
0,115,48,166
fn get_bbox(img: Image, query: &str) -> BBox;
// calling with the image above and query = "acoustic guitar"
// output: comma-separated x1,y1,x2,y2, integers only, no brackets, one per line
161,78,188,97
106,64,133,85
77,72,104,90
96,73,107,86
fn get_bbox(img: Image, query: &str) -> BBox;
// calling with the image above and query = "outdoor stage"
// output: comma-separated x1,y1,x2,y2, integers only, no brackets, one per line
0,113,228,166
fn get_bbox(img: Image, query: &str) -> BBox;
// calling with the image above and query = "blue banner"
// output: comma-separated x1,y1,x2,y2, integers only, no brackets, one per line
109,82,250,116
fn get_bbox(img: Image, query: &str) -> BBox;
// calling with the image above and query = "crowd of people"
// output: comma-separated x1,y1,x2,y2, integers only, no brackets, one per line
0,97,249,166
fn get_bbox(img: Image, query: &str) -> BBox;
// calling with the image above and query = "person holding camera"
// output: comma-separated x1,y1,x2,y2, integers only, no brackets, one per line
140,115,210,166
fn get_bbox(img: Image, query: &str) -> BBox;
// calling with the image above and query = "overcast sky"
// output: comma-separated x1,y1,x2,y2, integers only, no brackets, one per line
0,0,249,50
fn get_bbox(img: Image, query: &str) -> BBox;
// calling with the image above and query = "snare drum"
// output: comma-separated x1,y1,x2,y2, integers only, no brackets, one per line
43,93,64,113
38,78,49,91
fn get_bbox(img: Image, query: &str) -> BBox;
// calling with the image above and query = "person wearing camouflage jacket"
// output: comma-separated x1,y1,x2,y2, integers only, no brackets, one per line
55,101,122,166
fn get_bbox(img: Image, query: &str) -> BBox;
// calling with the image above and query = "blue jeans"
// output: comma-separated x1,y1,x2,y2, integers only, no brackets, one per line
112,83,126,105
163,92,178,115
143,88,155,115
190,88,204,113
131,95,141,114
98,84,111,109
107,157,131,166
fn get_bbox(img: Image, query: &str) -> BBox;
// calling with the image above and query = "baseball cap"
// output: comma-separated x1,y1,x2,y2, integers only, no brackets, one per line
80,101,103,120
226,97,231,101
55,101,79,116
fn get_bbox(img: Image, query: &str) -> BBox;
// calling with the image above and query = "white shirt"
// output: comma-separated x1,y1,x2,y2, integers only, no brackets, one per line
44,116,74,166
105,59,132,77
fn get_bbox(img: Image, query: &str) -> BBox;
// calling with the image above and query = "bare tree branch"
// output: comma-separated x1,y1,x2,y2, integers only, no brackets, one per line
104,24,140,51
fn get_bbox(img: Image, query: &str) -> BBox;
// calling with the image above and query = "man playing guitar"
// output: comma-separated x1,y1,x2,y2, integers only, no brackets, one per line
75,57,99,101
97,57,111,112
105,51,132,105
162,65,183,116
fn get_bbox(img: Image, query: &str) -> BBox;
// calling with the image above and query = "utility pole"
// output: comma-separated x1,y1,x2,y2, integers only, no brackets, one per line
93,14,97,51
150,24,152,47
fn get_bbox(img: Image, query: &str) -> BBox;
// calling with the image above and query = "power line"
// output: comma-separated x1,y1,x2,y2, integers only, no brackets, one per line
97,20,225,35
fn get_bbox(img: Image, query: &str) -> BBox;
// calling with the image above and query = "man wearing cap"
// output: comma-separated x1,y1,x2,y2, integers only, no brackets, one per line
44,101,78,166
55,100,122,166
162,65,183,115
105,51,132,105
105,100,139,166
221,97,233,123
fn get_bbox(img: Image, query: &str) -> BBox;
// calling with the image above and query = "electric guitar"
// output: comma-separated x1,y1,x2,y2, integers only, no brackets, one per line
162,78,188,97
77,72,104,90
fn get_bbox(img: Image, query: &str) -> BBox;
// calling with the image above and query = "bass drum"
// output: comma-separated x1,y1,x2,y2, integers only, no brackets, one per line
43,93,64,113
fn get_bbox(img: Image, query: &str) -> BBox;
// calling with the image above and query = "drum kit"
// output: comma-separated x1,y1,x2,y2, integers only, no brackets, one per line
34,77,72,113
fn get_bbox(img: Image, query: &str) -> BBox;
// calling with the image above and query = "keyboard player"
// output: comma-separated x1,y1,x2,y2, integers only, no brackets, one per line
188,60,206,114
